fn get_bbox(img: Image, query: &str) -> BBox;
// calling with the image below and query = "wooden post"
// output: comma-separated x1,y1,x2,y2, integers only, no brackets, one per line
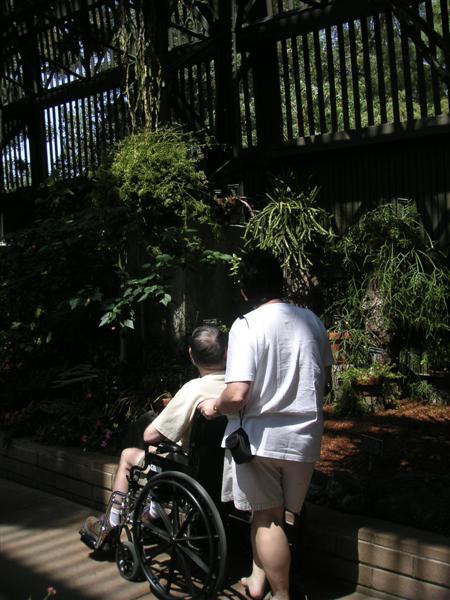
247,2,283,146
142,0,170,124
22,15,48,186
216,0,239,156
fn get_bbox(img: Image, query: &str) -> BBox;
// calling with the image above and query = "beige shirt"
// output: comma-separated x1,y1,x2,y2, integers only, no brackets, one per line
152,373,226,449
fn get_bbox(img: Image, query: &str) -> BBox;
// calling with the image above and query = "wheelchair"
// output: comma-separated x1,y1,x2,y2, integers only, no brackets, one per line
80,412,229,599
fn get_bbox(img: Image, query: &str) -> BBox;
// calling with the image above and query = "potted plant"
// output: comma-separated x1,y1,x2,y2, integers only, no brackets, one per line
334,363,401,416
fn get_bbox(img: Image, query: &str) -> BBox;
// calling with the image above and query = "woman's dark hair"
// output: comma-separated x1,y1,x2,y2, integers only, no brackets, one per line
190,325,227,367
239,249,283,304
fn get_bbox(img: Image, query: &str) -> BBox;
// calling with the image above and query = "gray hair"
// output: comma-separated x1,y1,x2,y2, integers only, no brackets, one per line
190,325,227,367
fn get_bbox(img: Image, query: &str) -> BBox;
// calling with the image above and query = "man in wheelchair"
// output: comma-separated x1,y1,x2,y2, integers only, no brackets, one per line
80,324,227,549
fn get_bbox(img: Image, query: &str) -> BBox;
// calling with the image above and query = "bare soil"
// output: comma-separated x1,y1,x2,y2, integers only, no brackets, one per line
312,400,450,535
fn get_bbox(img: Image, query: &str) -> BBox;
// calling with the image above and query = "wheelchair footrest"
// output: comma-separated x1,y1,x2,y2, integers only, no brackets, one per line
79,528,98,550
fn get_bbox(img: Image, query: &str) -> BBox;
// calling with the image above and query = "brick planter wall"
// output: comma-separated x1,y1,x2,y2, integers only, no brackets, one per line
301,503,450,599
1,437,449,599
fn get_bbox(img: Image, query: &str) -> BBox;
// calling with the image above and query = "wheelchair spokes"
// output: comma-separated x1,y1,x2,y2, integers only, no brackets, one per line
133,471,226,600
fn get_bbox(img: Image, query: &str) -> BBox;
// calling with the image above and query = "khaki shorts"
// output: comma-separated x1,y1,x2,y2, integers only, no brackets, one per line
221,449,315,513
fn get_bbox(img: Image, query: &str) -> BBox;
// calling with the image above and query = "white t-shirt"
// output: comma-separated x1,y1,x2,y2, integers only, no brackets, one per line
224,303,333,462
152,373,225,449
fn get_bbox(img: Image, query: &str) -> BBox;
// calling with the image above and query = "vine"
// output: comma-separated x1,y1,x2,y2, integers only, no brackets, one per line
115,0,161,130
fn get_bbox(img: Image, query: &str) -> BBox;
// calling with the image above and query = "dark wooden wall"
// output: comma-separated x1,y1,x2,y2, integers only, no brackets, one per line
241,130,450,245
1,0,450,244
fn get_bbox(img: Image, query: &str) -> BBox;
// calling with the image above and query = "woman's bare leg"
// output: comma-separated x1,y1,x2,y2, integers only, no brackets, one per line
247,506,290,600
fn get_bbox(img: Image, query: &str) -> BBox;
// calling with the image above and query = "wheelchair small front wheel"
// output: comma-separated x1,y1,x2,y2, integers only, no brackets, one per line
116,539,143,581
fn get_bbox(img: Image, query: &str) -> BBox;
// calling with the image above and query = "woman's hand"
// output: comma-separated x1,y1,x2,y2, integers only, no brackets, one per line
197,399,220,420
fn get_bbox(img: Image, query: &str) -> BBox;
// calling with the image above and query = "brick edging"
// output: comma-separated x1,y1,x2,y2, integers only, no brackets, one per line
1,438,449,599
300,502,450,599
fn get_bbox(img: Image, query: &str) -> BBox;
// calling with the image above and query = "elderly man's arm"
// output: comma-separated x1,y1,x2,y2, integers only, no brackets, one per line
143,422,166,445
198,381,250,419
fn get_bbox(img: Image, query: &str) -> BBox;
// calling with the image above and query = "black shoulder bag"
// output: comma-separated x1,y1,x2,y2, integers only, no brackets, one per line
224,410,253,464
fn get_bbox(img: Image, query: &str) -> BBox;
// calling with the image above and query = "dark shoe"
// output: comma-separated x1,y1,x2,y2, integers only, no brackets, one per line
80,514,112,549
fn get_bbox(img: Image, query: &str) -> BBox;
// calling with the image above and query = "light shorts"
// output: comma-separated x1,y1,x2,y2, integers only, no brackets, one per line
221,449,315,513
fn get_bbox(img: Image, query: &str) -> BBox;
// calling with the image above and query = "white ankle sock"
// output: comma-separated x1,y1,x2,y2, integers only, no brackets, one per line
149,501,161,519
109,507,121,527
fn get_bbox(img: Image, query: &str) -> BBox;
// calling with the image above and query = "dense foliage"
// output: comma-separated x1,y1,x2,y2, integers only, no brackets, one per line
328,201,450,365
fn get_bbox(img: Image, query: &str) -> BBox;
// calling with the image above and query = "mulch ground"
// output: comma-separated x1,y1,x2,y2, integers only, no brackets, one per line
313,400,450,535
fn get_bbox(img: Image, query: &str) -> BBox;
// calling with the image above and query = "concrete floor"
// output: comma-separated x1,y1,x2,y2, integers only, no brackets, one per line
0,478,373,600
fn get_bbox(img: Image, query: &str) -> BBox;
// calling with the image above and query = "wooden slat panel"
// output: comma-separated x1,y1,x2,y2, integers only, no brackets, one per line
291,34,305,138
385,10,400,123
241,58,253,148
69,100,76,176
325,26,338,132
400,19,414,122
424,0,442,116
313,29,326,133
86,95,95,170
360,16,374,126
99,89,107,158
196,63,205,123
187,64,195,114
45,108,54,174
337,22,349,130
413,3,428,118
280,37,294,139
302,32,315,135
80,97,87,174
105,89,114,149
205,61,215,133
440,0,450,113
56,103,65,177
373,13,387,123
348,19,361,130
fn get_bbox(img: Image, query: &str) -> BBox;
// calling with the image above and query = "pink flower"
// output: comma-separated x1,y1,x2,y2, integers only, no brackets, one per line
100,440,108,448
80,435,88,444
104,429,113,439
46,586,57,596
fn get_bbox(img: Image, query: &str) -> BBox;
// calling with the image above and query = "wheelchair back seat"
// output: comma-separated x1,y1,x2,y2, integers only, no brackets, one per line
142,411,227,504
188,411,227,504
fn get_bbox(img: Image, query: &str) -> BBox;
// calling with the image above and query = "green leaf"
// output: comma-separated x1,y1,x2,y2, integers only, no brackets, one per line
99,313,112,327
69,298,80,310
160,294,171,307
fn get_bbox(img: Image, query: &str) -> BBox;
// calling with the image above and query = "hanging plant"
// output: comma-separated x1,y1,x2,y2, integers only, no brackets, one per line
242,175,335,306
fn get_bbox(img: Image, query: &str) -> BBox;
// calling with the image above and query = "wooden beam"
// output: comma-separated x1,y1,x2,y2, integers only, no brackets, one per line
239,114,450,164
1,67,123,119
237,0,391,49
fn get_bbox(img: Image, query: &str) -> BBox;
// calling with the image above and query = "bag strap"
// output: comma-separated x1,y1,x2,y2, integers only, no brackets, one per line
238,315,250,426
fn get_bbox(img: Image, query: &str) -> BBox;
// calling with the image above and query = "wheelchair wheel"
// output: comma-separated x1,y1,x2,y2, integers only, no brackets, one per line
133,471,227,599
